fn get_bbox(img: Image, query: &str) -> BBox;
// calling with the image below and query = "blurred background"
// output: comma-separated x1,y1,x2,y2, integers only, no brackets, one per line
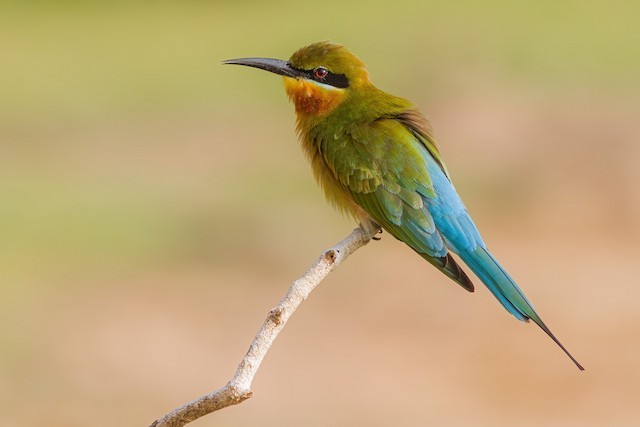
1,1,639,426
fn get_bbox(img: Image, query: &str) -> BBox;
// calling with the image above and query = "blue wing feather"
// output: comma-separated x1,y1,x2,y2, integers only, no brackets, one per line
418,144,533,320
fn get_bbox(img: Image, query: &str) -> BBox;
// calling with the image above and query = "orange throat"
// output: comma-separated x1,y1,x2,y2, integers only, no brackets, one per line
284,77,345,116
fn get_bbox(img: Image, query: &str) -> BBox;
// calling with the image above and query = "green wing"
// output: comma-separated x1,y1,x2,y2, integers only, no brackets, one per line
321,115,473,291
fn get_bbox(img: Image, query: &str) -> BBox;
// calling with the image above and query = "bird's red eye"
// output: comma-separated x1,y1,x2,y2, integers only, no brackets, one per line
314,67,328,79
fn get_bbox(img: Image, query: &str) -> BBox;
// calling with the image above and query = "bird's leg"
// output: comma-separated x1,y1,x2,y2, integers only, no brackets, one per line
360,220,383,241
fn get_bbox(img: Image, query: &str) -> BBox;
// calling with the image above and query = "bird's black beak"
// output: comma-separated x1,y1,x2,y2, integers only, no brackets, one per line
222,57,301,78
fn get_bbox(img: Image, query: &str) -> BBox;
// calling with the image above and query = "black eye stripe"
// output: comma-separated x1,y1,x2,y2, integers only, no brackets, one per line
292,65,349,88
320,72,349,88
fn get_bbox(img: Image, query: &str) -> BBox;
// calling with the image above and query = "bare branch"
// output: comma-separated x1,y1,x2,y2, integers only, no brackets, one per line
150,226,371,427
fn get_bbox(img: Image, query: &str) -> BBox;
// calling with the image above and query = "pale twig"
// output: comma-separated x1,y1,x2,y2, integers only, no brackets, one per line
150,226,371,427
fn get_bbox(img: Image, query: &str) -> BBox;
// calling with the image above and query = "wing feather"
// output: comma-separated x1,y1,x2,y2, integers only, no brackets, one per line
328,115,474,292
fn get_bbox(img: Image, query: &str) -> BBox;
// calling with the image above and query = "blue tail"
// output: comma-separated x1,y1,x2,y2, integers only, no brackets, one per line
419,145,583,369
457,246,533,322
458,245,585,370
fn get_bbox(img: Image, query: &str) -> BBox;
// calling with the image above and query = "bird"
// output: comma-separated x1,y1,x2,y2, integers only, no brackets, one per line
223,41,584,370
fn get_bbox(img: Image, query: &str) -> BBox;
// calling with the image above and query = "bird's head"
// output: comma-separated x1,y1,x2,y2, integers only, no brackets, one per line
223,41,371,116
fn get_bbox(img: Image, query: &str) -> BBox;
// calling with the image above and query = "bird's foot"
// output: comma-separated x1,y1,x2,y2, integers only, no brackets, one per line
360,222,383,241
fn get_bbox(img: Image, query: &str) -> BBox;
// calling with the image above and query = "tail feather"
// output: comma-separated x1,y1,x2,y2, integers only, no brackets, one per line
459,246,584,371
458,246,529,321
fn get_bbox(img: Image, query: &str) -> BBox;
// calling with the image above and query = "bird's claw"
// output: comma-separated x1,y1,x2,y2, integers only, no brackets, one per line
371,228,383,241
